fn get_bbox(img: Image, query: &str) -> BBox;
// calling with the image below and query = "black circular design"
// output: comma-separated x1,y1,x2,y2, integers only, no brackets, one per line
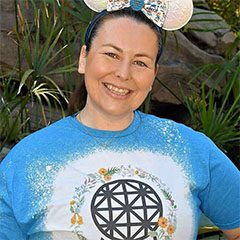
91,179,163,240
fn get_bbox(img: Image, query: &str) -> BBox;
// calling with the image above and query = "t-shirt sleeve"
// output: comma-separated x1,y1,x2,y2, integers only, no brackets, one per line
199,140,240,230
0,156,26,239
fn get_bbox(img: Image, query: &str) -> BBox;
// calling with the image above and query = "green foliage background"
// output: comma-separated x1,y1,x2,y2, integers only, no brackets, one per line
206,0,240,32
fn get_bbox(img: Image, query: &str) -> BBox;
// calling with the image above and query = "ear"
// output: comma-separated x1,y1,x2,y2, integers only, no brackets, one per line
150,64,159,91
78,45,87,74
154,63,159,77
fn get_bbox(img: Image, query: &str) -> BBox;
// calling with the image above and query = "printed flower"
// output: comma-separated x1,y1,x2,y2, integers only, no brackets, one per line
134,169,139,175
77,214,83,225
158,217,168,228
69,200,76,205
136,168,147,178
71,214,77,224
98,168,107,175
71,213,83,225
104,174,112,181
167,224,175,234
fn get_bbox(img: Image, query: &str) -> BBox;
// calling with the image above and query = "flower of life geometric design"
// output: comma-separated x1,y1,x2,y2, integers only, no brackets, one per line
91,179,163,240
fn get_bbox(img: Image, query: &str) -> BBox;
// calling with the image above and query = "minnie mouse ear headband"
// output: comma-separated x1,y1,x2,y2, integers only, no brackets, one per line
83,0,193,31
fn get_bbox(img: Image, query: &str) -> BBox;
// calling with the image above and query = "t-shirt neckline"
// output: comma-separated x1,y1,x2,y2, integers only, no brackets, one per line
69,110,141,138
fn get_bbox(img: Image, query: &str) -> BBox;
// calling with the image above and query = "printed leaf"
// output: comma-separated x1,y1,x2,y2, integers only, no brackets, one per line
148,231,158,237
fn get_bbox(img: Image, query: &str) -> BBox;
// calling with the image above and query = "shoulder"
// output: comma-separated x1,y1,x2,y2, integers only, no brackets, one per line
138,111,210,146
138,112,238,172
15,116,73,146
0,116,75,167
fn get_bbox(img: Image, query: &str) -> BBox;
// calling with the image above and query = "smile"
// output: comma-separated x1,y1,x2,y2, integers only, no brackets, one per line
104,83,131,96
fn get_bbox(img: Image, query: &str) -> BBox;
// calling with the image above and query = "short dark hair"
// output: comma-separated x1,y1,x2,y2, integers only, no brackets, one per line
85,8,163,63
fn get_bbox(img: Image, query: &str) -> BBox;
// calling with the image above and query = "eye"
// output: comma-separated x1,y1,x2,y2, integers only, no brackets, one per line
104,52,118,59
133,60,148,67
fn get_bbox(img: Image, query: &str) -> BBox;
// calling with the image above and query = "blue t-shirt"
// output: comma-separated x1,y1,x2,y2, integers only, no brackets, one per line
0,111,239,240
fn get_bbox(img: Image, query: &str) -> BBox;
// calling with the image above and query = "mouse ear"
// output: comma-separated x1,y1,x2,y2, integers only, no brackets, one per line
83,0,107,12
162,0,193,30
82,0,193,31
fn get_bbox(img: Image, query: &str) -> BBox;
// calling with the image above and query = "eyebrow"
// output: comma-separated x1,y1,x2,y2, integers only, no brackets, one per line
101,43,154,61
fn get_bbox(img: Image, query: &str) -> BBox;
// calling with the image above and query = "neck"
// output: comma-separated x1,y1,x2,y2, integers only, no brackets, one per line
78,106,134,131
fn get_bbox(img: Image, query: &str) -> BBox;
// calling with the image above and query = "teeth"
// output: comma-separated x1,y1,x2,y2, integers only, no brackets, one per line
105,83,130,95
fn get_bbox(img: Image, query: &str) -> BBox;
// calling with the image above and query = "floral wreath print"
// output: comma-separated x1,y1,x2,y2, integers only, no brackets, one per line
69,165,177,239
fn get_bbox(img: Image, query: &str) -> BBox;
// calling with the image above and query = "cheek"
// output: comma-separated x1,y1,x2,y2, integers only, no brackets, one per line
86,59,112,82
134,73,155,91
84,64,108,89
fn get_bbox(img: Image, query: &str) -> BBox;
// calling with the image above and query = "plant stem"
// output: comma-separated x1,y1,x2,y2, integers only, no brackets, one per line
14,0,22,79
0,97,29,152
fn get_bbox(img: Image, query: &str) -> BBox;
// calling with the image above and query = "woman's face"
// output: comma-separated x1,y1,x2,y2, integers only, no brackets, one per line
78,17,159,118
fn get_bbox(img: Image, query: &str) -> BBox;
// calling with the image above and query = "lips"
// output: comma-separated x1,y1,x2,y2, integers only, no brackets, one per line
103,83,132,96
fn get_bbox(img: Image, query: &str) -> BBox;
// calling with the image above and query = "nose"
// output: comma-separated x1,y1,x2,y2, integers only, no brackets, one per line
115,60,131,81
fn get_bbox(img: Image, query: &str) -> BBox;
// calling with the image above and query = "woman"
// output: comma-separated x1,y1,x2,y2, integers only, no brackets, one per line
0,0,239,239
